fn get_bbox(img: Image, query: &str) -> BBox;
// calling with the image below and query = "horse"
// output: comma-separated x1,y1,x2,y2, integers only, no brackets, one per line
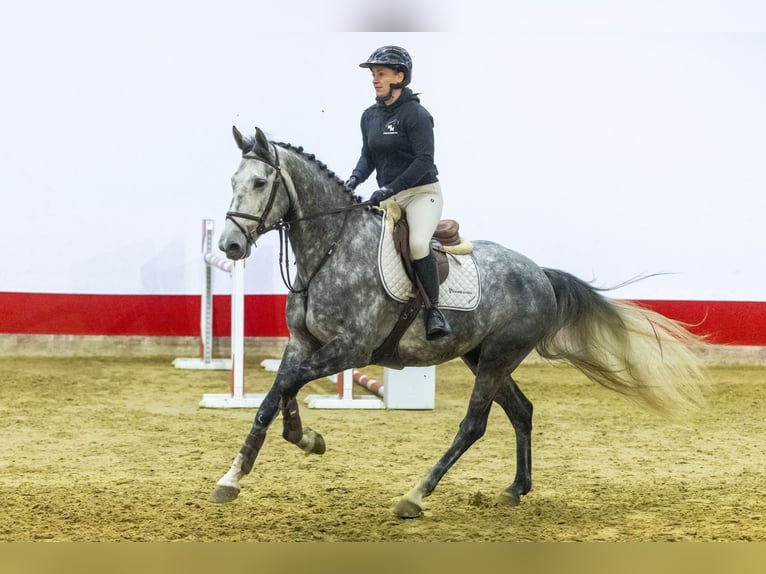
210,126,708,518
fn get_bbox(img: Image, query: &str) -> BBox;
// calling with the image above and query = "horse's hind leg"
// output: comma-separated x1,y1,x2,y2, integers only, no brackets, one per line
493,375,533,506
463,351,533,503
394,358,508,518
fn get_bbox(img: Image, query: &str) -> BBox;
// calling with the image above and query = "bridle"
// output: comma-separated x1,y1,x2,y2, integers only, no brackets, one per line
226,145,288,240
225,145,373,294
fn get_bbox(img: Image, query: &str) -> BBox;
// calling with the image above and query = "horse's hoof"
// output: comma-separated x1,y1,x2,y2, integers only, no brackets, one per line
497,489,521,507
309,432,325,455
394,499,423,519
302,427,326,455
209,485,240,504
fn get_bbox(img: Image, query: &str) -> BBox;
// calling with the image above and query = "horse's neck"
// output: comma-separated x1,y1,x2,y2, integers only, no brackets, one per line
280,150,372,273
281,153,344,217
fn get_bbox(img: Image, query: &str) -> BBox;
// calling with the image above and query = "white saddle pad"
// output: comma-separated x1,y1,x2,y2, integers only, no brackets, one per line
377,215,481,311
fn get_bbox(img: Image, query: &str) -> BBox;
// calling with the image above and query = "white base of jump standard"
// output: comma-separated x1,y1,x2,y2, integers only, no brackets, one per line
303,393,385,410
382,365,436,410
172,358,232,370
199,392,266,409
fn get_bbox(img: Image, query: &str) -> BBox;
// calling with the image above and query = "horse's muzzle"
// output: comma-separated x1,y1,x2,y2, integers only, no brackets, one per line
218,228,252,261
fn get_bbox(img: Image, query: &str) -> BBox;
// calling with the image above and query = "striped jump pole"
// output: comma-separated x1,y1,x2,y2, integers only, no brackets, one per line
262,361,434,410
351,369,384,397
303,368,385,409
303,366,435,410
261,360,386,409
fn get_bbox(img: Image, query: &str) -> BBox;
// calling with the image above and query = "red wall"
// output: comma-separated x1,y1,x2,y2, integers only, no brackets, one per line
0,293,764,345
0,293,289,337
632,300,766,346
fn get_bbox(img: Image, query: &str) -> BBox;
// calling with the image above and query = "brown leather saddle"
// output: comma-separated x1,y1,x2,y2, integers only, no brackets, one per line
391,212,459,286
372,213,462,367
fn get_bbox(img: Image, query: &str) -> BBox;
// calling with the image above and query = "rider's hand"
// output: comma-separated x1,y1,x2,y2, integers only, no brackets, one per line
344,176,359,192
369,187,394,206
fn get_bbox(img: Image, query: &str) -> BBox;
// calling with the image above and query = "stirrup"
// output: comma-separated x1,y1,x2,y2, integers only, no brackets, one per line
425,308,452,341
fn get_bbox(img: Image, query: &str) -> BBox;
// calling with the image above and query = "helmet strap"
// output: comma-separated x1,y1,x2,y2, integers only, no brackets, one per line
375,83,404,103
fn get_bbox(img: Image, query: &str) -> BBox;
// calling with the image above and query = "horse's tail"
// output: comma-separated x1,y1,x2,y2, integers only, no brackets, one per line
536,268,709,417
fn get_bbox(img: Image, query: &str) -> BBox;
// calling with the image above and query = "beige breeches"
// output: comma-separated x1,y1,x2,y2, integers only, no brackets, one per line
390,182,444,260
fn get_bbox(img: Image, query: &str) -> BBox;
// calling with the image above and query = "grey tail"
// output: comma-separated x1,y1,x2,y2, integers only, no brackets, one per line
536,268,708,417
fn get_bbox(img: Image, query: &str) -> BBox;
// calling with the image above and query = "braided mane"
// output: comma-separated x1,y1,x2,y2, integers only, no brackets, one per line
273,140,365,205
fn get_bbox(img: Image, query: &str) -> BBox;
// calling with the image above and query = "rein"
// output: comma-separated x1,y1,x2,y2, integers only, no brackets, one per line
225,146,374,294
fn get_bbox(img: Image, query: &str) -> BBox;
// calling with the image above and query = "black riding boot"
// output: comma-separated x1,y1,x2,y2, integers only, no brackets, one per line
412,253,452,341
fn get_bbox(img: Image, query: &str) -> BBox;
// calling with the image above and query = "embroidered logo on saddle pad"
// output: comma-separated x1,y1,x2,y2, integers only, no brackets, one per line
377,211,481,311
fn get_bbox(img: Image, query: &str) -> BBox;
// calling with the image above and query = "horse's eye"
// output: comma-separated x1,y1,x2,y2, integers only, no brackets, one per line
253,177,268,189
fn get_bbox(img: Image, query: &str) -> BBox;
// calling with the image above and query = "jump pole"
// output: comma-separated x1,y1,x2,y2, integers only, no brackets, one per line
303,368,385,409
261,360,384,409
304,366,435,409
173,219,265,408
261,360,433,410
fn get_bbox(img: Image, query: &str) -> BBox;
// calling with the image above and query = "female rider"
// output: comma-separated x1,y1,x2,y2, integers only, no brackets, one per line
345,45,451,341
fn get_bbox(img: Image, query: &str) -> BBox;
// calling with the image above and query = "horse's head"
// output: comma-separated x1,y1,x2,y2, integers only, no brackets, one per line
219,126,291,260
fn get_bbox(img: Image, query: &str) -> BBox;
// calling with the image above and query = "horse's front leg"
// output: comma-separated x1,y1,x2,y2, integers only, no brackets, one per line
209,383,281,503
281,394,326,455
210,335,362,504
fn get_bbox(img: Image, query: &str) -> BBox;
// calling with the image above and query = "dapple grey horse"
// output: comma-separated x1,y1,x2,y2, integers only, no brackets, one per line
211,126,707,518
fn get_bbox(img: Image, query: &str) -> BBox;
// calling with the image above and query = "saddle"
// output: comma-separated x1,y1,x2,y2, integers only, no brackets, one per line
385,200,472,286
372,203,475,367
391,214,452,287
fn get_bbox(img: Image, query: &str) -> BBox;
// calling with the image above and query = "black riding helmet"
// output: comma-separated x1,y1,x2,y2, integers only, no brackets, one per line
359,46,412,100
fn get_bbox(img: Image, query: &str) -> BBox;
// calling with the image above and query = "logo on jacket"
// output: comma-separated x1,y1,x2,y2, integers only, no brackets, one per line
384,119,400,135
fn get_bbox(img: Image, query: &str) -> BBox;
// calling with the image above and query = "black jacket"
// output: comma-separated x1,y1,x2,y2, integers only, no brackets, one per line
351,88,439,194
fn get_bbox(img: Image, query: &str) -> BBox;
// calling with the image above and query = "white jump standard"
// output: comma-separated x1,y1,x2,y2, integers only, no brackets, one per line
173,218,264,408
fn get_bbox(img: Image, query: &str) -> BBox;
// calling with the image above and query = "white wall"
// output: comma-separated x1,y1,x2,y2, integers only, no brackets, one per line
1,1,764,301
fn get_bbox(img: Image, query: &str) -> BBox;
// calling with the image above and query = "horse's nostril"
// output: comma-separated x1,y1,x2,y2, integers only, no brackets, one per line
226,244,243,259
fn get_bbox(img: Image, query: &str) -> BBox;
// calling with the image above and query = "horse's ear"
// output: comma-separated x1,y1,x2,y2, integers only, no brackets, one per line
254,127,271,157
232,126,245,150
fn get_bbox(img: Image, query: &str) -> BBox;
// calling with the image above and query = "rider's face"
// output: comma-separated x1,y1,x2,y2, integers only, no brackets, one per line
370,65,405,100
